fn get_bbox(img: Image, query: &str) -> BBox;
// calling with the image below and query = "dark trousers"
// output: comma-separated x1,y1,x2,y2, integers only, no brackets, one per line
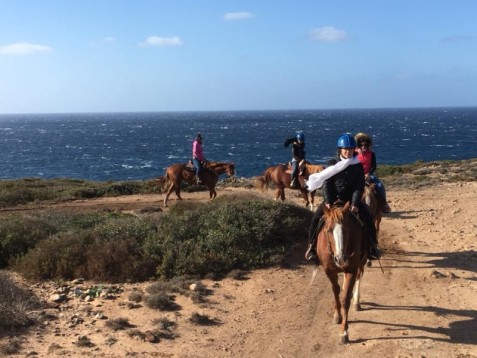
291,160,299,181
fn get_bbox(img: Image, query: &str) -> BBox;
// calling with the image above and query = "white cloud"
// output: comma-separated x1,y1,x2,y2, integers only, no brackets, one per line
140,36,183,47
224,12,254,21
310,26,349,42
0,42,52,55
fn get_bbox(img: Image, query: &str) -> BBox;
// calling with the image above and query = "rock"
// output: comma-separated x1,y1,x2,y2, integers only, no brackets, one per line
49,293,67,303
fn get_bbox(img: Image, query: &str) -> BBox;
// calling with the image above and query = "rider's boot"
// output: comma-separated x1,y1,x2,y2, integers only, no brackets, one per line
368,229,382,260
305,217,324,264
290,178,298,189
196,175,202,185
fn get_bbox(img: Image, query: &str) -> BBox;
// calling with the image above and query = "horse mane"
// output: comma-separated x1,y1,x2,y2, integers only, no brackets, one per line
324,206,345,227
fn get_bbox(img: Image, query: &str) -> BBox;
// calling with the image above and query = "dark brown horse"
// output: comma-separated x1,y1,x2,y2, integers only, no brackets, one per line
255,162,324,209
362,183,384,235
160,161,235,207
312,202,368,344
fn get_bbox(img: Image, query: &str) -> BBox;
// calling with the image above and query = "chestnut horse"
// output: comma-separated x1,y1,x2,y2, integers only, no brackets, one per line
255,162,324,209
160,161,235,207
362,183,384,235
313,202,368,344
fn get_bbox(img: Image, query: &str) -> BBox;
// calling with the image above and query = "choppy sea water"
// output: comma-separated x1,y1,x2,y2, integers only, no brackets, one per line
0,107,475,181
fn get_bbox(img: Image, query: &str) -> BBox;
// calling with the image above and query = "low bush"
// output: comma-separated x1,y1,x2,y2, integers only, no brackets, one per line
144,198,311,279
0,271,41,332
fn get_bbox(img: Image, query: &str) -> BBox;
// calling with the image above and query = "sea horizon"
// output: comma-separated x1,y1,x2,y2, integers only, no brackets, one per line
1,107,476,181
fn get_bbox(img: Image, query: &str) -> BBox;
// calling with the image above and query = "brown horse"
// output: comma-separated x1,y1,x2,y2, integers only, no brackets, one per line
362,183,384,235
313,202,368,344
255,162,324,209
161,161,235,207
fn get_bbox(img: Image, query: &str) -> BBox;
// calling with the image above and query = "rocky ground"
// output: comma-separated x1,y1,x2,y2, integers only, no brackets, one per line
1,178,477,357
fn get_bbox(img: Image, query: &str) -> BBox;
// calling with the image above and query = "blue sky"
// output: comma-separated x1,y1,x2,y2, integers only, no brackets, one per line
1,0,476,114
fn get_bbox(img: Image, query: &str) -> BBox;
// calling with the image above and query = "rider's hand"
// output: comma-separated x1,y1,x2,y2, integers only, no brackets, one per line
325,203,331,209
350,205,359,213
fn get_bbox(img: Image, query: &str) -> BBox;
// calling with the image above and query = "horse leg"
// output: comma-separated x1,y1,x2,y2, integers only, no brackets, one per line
339,273,357,344
164,184,176,207
352,272,363,311
325,270,342,325
301,189,309,207
209,187,217,201
276,185,285,201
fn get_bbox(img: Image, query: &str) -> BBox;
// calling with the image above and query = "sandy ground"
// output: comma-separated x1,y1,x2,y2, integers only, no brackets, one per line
3,181,477,357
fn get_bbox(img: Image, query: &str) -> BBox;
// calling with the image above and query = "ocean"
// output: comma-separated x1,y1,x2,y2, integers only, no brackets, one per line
0,107,476,181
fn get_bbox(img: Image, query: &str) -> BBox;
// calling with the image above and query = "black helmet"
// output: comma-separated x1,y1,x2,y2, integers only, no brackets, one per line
196,133,203,140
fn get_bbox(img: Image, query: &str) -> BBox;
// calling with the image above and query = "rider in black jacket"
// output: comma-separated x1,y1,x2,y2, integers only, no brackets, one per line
284,132,306,189
305,133,381,263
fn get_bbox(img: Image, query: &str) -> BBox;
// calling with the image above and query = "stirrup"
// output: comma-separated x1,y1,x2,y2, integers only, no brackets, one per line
369,246,382,260
305,245,317,263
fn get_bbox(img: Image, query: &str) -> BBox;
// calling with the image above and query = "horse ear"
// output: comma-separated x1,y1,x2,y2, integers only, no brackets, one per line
323,204,331,215
343,201,351,213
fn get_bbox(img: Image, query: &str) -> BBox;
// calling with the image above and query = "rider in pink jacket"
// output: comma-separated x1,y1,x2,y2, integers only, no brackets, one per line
192,133,205,184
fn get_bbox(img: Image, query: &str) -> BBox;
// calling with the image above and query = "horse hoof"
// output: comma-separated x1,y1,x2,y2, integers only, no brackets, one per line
340,334,349,344
333,313,342,324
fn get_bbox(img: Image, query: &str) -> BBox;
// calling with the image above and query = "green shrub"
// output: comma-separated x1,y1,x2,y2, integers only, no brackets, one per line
0,215,56,268
144,199,310,279
14,216,157,282
13,232,90,280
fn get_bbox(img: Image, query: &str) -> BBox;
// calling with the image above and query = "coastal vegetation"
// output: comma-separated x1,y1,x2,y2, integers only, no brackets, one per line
0,158,475,338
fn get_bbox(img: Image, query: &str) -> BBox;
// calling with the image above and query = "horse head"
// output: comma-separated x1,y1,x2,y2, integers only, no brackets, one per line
225,162,235,177
323,202,352,267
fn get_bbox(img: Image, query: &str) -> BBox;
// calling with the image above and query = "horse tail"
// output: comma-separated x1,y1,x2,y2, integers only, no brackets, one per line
155,170,170,191
254,167,273,190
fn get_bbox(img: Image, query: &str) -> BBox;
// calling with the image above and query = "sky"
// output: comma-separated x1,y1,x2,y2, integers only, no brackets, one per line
1,0,476,114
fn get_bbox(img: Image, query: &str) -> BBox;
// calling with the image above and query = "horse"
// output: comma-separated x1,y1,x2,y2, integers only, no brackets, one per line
160,161,235,207
313,202,368,344
362,182,384,235
255,162,324,209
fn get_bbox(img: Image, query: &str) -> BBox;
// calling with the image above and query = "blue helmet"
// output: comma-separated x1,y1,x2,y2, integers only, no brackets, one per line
336,133,356,148
296,132,305,142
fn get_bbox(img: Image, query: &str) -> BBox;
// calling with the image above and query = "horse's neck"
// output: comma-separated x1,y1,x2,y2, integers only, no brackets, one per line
211,165,226,174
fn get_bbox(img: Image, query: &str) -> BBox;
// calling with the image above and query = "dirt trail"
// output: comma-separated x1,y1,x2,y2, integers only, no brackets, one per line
4,182,477,357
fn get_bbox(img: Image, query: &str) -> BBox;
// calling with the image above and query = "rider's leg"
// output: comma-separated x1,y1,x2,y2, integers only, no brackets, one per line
305,203,324,262
373,177,391,212
358,202,381,259
192,158,202,184
290,160,298,188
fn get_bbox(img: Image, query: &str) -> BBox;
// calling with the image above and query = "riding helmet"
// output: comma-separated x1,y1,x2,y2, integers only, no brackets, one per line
336,133,356,148
296,132,305,142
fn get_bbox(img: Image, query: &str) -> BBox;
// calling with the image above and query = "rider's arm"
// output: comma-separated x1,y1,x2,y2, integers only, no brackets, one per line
351,165,365,208
369,152,377,175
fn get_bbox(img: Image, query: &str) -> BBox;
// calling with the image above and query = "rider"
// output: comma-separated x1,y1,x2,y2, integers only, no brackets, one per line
354,132,391,213
283,131,306,189
304,133,382,263
192,133,205,184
